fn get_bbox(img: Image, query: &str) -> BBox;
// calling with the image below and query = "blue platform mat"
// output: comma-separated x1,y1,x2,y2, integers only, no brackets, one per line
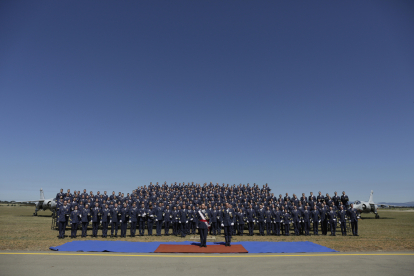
233,241,336,253
50,241,336,253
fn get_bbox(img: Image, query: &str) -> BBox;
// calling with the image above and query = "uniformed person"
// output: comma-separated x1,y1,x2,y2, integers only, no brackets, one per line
264,206,272,235
81,204,90,237
348,203,359,236
246,205,256,236
110,203,120,237
311,206,320,235
196,203,210,247
216,205,222,235
179,204,188,237
257,205,265,236
120,203,129,238
164,205,172,236
236,208,245,236
338,206,347,236
341,191,349,209
155,203,164,236
56,189,65,201
138,203,147,236
172,206,179,236
221,203,233,246
320,203,328,235
147,205,155,236
101,204,111,238
210,206,218,235
302,206,311,236
282,209,291,236
70,205,80,238
192,205,198,235
273,207,282,236
91,202,101,237
129,203,139,237
328,207,337,236
58,201,70,239
291,206,300,236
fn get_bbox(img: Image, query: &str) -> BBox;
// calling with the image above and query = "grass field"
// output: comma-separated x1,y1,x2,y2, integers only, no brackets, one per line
0,205,413,252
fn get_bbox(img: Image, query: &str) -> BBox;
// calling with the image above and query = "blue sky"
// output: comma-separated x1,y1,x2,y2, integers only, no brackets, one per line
1,1,413,202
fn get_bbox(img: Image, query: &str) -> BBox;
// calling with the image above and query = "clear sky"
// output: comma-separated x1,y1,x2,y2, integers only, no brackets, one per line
1,1,413,203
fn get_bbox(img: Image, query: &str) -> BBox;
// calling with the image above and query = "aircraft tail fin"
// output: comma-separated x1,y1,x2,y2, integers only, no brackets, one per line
369,190,374,203
40,188,45,200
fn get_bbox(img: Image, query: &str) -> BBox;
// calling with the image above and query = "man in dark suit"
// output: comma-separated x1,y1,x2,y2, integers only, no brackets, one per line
80,203,90,237
90,202,101,237
154,203,164,236
348,203,359,236
129,203,138,237
110,203,120,237
58,201,70,239
338,206,347,236
221,203,234,246
246,205,256,236
196,203,210,247
328,207,337,236
179,204,188,237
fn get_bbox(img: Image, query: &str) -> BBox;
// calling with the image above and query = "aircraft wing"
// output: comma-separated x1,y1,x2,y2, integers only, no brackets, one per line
15,200,44,203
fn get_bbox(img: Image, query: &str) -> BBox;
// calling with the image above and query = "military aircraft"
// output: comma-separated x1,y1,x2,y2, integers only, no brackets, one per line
353,190,392,219
23,188,57,216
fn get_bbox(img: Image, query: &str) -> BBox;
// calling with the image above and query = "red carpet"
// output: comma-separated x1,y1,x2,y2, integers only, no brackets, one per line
154,244,248,253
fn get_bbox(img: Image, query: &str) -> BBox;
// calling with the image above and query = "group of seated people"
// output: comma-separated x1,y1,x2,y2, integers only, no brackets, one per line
55,182,359,239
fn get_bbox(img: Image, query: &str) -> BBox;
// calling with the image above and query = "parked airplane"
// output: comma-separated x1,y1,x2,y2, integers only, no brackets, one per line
353,190,392,219
23,188,57,216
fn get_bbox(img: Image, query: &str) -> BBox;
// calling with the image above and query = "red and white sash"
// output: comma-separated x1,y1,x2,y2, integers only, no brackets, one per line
199,210,210,228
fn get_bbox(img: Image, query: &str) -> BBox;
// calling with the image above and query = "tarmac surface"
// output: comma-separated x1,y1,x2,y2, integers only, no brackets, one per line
1,251,413,276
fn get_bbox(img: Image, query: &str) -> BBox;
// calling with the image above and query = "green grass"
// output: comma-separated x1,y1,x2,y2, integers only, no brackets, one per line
0,205,413,251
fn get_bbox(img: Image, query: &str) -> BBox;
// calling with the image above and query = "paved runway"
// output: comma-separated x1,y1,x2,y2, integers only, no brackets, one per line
1,251,413,276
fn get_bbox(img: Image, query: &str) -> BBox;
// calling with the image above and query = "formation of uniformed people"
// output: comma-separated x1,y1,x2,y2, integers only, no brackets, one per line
56,182,359,241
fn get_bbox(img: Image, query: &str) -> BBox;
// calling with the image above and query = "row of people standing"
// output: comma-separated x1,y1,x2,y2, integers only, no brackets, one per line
57,199,359,239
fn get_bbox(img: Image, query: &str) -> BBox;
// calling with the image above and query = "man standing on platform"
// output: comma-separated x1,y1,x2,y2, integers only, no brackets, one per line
197,203,210,247
221,203,234,246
